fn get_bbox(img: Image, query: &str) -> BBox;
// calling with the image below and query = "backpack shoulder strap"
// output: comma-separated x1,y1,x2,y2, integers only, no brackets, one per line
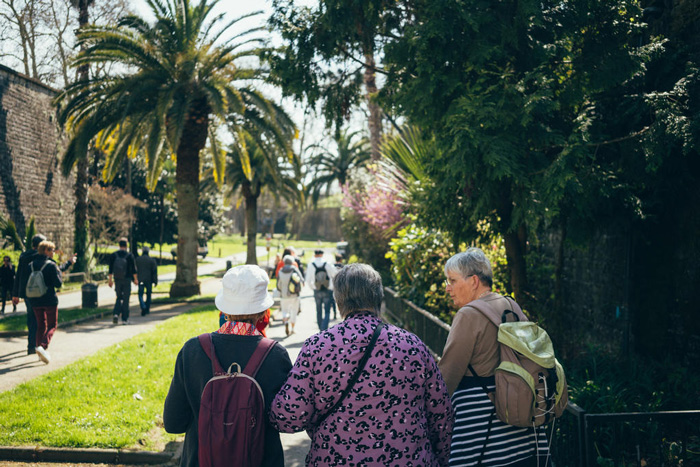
39,261,50,272
198,333,225,375
317,322,385,427
466,300,502,327
469,296,528,325
242,338,276,378
502,296,528,322
318,262,326,271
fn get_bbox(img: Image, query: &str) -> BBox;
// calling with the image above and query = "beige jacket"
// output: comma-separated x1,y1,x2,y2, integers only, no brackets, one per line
438,293,513,396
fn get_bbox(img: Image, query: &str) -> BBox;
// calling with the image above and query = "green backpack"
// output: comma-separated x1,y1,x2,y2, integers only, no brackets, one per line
469,297,569,428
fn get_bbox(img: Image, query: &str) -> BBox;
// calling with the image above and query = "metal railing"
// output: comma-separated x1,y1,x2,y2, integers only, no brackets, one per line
382,287,700,466
383,287,450,359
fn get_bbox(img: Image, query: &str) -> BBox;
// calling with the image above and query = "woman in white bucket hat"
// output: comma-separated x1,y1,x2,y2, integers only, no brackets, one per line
164,265,292,467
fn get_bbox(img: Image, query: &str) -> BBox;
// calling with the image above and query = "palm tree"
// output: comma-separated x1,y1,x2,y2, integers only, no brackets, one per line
308,130,371,205
69,0,94,275
226,126,301,265
55,0,272,296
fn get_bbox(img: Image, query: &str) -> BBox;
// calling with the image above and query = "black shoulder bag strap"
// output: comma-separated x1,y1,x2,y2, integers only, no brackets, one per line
316,322,385,427
467,297,508,466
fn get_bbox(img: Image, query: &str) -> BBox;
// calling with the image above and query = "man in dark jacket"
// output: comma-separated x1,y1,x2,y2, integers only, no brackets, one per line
12,234,46,355
1,255,16,314
108,238,138,325
135,246,158,316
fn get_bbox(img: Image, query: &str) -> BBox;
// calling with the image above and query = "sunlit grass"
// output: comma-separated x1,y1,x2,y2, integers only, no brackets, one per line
0,307,109,333
0,306,220,449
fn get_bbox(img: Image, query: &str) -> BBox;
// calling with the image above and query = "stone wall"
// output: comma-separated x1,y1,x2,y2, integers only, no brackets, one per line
294,208,343,241
226,205,343,241
0,65,74,251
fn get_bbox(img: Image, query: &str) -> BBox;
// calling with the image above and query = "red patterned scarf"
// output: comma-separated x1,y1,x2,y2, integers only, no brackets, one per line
217,320,262,336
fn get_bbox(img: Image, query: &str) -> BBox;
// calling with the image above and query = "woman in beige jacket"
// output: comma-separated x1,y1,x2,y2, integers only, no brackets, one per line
439,248,548,466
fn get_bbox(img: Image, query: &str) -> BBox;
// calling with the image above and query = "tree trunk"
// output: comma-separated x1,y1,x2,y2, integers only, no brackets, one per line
243,182,259,265
497,184,530,309
363,51,382,161
503,225,529,309
73,157,90,273
72,0,91,275
125,157,137,255
170,101,209,297
159,192,164,265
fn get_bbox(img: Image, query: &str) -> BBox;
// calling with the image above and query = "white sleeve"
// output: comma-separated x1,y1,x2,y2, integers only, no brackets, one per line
305,262,315,288
327,262,338,279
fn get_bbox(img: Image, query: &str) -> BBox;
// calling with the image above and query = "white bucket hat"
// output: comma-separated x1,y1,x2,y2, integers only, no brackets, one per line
215,265,274,316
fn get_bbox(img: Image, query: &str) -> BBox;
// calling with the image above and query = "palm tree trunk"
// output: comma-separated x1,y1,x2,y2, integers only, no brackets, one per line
243,182,259,265
364,51,383,161
170,103,209,297
72,0,90,274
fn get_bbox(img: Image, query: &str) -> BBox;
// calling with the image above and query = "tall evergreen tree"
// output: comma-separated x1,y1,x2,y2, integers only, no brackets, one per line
378,0,651,306
267,0,398,160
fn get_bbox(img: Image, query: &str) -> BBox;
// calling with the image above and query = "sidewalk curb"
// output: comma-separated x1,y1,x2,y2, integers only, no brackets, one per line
0,446,175,465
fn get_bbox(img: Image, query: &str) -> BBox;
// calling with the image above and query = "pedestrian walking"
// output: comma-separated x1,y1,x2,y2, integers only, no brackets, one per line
330,253,344,320
164,265,292,467
275,246,305,278
0,256,16,314
135,246,158,316
276,254,303,335
12,234,46,355
29,241,65,364
306,249,337,331
270,263,454,466
108,237,137,325
439,248,550,465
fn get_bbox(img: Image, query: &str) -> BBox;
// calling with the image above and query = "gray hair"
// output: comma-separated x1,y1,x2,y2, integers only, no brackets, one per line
333,263,384,318
445,247,493,287
283,254,294,265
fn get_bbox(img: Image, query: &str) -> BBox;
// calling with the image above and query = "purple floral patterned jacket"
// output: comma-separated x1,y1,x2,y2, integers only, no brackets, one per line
269,313,454,466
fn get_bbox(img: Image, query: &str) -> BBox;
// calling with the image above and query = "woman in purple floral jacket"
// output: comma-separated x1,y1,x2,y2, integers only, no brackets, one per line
270,263,454,466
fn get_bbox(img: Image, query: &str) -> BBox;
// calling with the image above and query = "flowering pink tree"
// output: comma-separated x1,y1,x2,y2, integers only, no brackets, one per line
341,164,407,235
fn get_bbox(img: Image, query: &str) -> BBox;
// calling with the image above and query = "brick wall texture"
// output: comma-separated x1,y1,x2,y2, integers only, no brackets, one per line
0,65,75,252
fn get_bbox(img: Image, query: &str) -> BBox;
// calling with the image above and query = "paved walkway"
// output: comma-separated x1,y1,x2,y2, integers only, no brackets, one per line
0,250,341,466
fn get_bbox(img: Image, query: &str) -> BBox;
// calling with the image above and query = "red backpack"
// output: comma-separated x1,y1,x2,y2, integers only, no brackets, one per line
197,333,276,467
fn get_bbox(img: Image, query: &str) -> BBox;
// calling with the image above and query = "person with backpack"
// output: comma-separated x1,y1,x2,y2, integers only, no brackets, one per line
306,249,338,331
135,246,158,316
439,248,567,466
27,241,65,364
270,263,454,466
276,254,304,336
108,238,137,325
0,255,17,314
164,265,292,467
13,234,74,355
329,253,344,320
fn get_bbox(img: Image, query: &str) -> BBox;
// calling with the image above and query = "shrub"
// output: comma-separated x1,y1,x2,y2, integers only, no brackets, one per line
387,220,509,323
387,224,454,322
340,166,407,284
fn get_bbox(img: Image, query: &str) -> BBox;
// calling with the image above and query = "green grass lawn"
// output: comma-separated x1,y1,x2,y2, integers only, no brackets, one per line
208,234,337,259
0,305,220,450
0,307,109,333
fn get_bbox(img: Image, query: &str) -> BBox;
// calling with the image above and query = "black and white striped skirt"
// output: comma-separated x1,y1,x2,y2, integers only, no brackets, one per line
449,377,550,466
